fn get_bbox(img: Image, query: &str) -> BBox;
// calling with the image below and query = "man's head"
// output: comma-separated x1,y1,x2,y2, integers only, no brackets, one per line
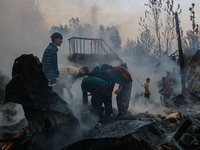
79,66,89,77
100,64,112,73
51,32,63,46
146,78,150,83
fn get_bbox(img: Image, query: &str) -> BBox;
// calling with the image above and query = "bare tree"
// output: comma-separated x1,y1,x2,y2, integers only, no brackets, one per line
141,0,181,57
182,3,199,52
189,3,199,50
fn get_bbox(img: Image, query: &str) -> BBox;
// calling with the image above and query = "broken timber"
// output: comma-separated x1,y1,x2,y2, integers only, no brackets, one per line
175,12,186,93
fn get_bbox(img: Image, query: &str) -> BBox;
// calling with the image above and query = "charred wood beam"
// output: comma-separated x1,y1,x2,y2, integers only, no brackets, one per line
175,12,186,93
173,119,192,141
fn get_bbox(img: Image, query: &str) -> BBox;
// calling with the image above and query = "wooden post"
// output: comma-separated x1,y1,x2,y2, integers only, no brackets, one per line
175,12,186,93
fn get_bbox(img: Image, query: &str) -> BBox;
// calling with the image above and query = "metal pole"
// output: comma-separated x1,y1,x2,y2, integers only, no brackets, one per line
84,39,85,54
72,39,74,53
73,39,75,53
76,39,78,53
94,40,96,54
69,39,71,55
101,40,103,54
91,40,93,54
80,39,82,53
175,12,186,93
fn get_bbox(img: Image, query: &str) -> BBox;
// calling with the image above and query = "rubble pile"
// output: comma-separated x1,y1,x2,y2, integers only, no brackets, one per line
63,110,200,150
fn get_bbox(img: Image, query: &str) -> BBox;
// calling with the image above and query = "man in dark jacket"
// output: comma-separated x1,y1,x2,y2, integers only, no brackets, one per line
81,76,112,123
101,64,132,116
42,32,63,87
90,66,111,83
90,66,115,111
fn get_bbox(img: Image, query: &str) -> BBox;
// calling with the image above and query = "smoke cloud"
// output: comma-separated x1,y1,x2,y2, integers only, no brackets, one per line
0,0,49,130
118,51,182,116
0,0,49,77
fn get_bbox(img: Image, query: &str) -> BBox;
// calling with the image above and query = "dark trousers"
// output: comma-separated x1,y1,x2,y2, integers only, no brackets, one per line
91,84,112,121
144,93,150,98
116,83,132,116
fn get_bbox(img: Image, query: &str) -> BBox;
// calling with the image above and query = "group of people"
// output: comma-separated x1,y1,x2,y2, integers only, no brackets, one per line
41,32,133,123
159,71,175,99
144,71,175,100
82,64,133,122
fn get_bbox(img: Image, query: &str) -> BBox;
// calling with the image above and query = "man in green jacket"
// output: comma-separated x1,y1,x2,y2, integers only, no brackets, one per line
81,76,112,123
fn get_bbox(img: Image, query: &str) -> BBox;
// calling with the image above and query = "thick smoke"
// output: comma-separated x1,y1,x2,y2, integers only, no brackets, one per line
118,51,182,115
0,0,49,126
0,0,49,77
90,6,99,37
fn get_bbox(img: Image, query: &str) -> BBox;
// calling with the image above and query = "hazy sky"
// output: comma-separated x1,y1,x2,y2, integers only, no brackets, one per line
39,0,200,44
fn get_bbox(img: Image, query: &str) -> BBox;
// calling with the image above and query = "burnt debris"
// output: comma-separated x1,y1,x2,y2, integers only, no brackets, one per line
3,54,80,150
62,111,200,150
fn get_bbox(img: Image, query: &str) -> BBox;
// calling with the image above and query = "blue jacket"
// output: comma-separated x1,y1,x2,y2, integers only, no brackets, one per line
42,43,59,84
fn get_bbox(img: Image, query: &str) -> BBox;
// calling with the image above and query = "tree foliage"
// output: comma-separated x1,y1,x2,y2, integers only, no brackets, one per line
124,27,156,56
50,17,121,51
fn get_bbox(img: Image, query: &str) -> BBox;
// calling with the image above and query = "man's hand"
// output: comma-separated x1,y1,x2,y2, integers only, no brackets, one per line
115,88,121,94
52,83,56,87
115,86,123,94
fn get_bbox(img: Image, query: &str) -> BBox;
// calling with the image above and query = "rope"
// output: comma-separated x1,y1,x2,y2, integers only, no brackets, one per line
130,71,145,88
128,69,158,95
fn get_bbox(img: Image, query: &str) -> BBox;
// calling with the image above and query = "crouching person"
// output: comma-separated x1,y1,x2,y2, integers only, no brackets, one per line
81,76,112,123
